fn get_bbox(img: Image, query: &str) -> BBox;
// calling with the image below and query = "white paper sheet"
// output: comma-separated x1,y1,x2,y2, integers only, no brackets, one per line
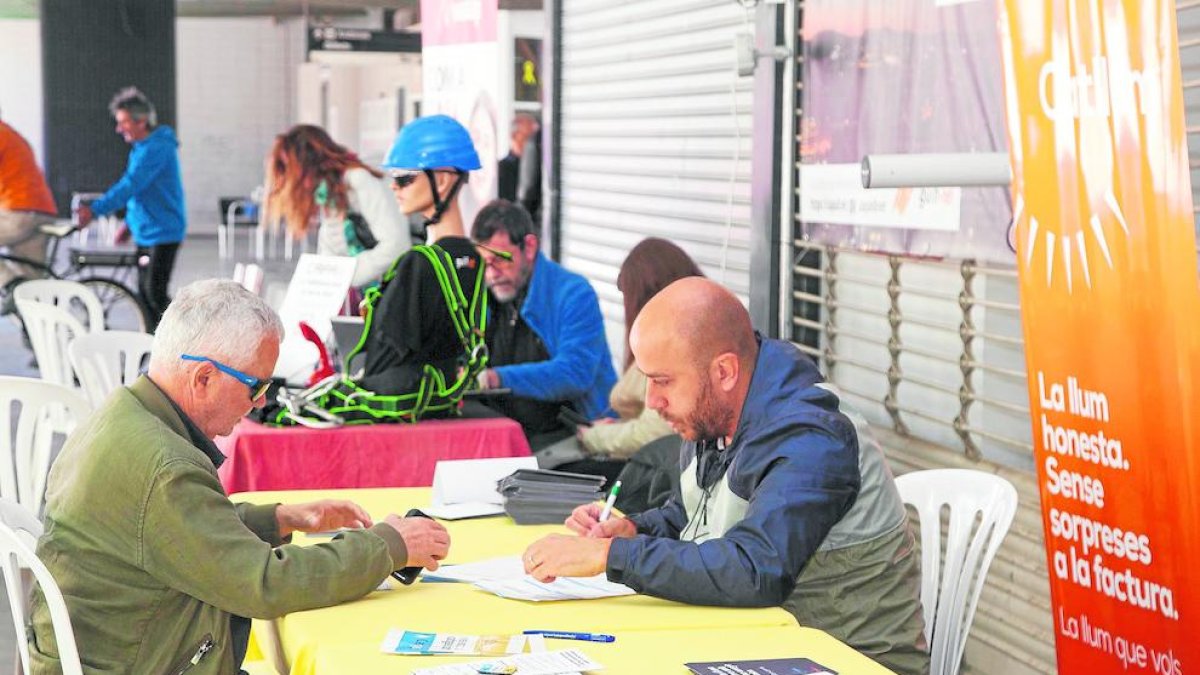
474,574,635,602
409,649,602,675
422,502,506,520
429,457,538,508
422,556,526,583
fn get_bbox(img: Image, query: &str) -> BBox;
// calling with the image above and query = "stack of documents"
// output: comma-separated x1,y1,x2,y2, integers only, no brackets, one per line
498,469,606,525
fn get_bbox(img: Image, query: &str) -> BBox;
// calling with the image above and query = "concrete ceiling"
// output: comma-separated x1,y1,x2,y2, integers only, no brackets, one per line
0,0,418,20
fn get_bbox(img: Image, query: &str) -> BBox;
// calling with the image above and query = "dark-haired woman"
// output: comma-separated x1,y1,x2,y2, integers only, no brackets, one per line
555,238,704,492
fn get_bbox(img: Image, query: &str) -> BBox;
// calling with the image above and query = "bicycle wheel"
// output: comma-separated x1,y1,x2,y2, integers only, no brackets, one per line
77,277,151,333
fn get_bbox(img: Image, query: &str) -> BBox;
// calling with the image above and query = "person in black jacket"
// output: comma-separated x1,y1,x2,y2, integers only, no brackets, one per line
496,113,541,222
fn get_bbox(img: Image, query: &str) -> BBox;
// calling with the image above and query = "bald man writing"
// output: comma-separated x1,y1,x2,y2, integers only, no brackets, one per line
522,278,929,674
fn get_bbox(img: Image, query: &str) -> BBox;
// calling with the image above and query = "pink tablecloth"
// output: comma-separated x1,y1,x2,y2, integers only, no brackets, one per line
216,417,531,494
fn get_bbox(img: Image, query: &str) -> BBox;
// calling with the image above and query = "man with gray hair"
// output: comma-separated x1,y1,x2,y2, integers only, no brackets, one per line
28,279,450,674
77,86,187,330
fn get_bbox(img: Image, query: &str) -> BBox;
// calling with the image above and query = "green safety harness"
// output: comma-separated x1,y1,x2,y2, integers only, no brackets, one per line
271,244,489,426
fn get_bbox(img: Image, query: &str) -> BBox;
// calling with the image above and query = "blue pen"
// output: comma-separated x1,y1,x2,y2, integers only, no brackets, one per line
522,630,615,643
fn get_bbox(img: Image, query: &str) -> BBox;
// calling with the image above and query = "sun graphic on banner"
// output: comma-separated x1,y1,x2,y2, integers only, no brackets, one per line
1012,189,1129,293
998,0,1171,295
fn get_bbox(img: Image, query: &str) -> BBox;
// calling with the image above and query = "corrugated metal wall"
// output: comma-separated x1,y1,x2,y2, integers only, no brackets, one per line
557,0,754,363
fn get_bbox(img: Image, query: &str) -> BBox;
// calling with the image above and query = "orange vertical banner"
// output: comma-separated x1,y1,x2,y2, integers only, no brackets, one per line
998,0,1200,672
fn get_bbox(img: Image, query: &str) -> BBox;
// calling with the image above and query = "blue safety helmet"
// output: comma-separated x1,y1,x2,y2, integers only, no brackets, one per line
384,114,482,172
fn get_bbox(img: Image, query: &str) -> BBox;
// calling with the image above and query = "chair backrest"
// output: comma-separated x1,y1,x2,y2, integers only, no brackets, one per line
13,299,88,387
895,469,1017,675
232,262,264,294
0,498,83,675
0,377,91,517
12,279,105,333
68,330,155,407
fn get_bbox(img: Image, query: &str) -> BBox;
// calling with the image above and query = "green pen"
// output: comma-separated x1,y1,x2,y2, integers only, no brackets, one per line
599,480,622,522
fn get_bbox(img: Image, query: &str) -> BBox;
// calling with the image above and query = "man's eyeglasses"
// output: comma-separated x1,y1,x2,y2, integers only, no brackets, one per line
475,242,515,266
180,354,271,402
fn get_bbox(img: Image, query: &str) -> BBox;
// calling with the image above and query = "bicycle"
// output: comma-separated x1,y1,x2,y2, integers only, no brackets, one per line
0,220,152,333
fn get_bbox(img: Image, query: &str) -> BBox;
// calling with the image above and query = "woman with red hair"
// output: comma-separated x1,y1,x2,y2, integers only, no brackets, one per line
264,124,409,287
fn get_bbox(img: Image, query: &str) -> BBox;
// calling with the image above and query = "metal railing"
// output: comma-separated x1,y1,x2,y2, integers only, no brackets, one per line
789,240,1034,461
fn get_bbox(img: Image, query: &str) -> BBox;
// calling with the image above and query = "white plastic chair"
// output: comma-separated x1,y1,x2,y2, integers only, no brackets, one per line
68,330,154,407
12,279,105,333
0,498,83,675
220,198,263,262
12,300,88,388
0,377,91,517
896,469,1018,675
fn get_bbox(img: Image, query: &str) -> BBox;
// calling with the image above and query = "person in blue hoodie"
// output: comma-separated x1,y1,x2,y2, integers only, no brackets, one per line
471,199,617,450
521,277,929,675
78,87,186,330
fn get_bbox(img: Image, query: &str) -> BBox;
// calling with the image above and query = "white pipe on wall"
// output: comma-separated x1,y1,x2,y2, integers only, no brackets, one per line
861,152,1011,189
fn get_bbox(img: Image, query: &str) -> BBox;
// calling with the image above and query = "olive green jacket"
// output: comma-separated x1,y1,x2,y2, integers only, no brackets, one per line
29,377,406,674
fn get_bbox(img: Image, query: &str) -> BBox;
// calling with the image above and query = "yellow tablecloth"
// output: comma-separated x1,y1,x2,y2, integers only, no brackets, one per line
235,488,891,675
310,626,896,675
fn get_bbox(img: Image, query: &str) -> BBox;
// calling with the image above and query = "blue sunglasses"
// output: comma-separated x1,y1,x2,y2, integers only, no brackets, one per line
181,354,271,401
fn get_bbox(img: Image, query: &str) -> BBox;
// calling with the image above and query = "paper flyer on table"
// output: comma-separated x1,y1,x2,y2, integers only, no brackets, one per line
422,502,506,520
409,649,602,675
422,555,526,583
474,574,635,601
379,629,530,656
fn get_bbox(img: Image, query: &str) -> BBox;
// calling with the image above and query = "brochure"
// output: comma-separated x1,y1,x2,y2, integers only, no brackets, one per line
684,657,837,675
380,629,531,656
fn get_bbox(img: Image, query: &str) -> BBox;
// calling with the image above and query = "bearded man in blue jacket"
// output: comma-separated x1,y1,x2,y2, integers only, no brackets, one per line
472,200,617,450
78,87,186,330
522,277,929,675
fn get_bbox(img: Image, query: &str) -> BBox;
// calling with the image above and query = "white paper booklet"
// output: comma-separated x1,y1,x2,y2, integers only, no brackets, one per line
474,574,635,602
425,457,538,520
409,649,602,675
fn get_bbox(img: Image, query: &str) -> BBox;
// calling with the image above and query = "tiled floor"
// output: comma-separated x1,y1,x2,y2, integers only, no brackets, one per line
0,230,304,667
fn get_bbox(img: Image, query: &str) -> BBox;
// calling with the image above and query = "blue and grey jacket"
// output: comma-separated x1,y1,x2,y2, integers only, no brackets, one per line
91,125,186,246
493,252,617,420
606,337,929,674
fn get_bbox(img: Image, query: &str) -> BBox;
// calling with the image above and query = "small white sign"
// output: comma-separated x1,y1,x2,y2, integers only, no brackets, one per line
799,163,962,232
273,254,358,383
427,456,538,519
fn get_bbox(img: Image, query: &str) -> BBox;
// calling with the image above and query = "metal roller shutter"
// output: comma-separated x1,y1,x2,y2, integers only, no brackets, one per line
558,0,755,362
1179,0,1200,253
